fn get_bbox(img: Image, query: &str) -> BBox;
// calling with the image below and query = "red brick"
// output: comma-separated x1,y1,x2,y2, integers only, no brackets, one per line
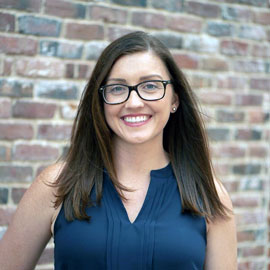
253,11,270,25
248,110,267,123
15,59,65,78
186,1,220,18
249,146,268,157
108,27,134,41
0,165,33,183
222,181,238,192
0,207,16,226
0,36,37,56
65,23,104,40
2,58,12,76
236,94,263,106
235,129,262,140
168,15,202,33
241,246,264,257
13,144,59,161
89,5,128,24
173,53,199,69
131,11,166,29
37,124,72,140
12,101,57,119
11,188,27,204
250,78,270,90
45,0,86,18
218,76,247,89
213,145,246,158
199,92,232,105
237,231,256,242
232,196,260,207
212,163,230,176
78,64,93,79
220,40,249,56
0,0,42,12
202,57,228,71
0,99,11,118
252,44,270,58
65,63,75,79
0,123,33,140
0,12,15,32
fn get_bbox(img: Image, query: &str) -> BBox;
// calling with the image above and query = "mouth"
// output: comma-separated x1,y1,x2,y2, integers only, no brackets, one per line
121,115,152,126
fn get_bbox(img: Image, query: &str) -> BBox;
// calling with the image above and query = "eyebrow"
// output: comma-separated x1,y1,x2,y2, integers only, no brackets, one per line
107,74,163,83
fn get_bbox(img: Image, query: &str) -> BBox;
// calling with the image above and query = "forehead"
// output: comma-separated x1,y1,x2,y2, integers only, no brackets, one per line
108,51,169,80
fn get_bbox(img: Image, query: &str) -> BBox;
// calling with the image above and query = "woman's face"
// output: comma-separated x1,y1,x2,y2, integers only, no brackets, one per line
103,51,178,147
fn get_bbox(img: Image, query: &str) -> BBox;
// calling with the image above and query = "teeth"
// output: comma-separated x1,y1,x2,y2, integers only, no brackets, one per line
124,116,148,123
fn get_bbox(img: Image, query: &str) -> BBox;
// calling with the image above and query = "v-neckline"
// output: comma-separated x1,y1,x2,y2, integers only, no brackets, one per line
104,163,172,225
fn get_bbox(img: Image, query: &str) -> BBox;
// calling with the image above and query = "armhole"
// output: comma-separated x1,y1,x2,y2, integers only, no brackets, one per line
51,202,63,238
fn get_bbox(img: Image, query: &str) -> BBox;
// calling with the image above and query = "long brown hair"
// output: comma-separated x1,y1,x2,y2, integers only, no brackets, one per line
53,31,229,221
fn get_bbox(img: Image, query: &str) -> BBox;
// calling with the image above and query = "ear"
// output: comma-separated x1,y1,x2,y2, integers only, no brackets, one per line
171,92,179,113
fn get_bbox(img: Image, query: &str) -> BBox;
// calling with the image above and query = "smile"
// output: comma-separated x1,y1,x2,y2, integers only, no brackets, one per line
123,115,150,123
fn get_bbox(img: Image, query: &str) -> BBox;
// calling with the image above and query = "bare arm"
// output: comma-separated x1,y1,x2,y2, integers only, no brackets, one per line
204,179,237,270
0,163,63,270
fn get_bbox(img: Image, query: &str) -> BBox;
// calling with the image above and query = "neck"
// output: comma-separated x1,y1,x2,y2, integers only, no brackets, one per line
112,137,169,184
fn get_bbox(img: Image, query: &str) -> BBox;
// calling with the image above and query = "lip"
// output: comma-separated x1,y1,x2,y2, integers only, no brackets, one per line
121,114,152,127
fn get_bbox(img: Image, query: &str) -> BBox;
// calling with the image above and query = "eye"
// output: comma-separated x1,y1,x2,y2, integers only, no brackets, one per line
141,82,159,90
107,85,126,95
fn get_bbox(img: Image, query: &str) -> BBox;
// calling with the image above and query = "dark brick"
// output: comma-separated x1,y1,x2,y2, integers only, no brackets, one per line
111,0,146,7
207,22,235,37
65,23,104,40
0,145,10,161
220,40,249,56
0,36,37,56
216,110,245,122
45,0,86,18
0,0,42,12
18,16,61,37
0,123,33,140
11,188,27,204
37,124,72,140
239,25,267,41
233,164,261,175
12,101,57,119
35,81,78,100
0,12,15,32
0,166,33,183
237,0,268,7
0,79,33,98
222,6,253,22
152,32,183,49
235,94,263,106
0,188,8,204
235,129,262,140
152,0,183,12
65,63,75,78
40,40,83,59
207,128,230,141
173,53,199,69
85,41,109,60
89,5,128,24
186,1,220,18
78,64,93,79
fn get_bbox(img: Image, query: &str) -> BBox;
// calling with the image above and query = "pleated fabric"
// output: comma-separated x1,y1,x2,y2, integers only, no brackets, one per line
54,163,207,270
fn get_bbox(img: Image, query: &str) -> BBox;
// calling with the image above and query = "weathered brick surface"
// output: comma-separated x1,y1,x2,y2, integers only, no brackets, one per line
0,0,269,268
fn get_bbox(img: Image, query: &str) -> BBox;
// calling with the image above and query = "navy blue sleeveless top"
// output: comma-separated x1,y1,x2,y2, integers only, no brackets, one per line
54,164,207,269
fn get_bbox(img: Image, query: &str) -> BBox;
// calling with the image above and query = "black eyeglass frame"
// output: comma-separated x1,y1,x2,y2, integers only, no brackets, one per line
99,80,173,105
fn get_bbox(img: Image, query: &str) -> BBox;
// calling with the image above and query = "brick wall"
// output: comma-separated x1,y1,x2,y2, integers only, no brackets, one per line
0,0,269,269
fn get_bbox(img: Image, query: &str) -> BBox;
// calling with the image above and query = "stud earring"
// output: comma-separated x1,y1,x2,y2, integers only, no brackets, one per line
172,107,176,112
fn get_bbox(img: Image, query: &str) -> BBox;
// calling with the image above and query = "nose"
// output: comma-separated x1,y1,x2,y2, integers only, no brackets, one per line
124,89,144,108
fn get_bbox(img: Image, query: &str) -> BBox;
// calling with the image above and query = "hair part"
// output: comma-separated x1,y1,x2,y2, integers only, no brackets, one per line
52,31,230,222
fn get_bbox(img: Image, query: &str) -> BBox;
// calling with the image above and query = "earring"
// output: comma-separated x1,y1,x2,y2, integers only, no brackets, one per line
172,107,176,112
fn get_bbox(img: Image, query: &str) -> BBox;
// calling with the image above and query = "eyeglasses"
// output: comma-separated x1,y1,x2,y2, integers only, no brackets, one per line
99,80,172,105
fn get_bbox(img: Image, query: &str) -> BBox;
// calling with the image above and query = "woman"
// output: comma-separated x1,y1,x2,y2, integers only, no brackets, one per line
0,31,237,269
